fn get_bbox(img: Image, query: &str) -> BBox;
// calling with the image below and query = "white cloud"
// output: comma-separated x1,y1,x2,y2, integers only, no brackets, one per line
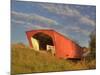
11,18,50,30
11,18,90,36
39,4,95,27
24,24,50,30
11,9,93,37
11,19,25,25
11,11,59,26
39,4,80,17
80,16,95,26
63,26,90,36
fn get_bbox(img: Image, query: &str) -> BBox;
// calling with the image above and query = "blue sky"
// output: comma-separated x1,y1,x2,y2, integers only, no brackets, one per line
11,0,96,47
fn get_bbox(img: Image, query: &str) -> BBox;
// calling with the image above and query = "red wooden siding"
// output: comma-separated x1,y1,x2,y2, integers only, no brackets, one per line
26,29,83,59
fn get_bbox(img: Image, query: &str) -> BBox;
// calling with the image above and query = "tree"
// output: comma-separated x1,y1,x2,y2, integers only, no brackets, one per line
89,31,96,59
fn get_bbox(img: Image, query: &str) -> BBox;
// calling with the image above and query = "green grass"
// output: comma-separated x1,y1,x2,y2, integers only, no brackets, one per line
11,44,96,75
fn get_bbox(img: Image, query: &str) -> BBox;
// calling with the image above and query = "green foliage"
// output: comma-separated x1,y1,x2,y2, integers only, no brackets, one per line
11,44,96,75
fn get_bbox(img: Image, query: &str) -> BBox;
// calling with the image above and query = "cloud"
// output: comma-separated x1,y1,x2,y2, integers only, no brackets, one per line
24,24,50,30
80,16,95,26
39,4,95,27
66,26,90,36
11,18,51,30
52,25,90,37
11,10,92,37
11,18,90,36
39,4,80,17
11,11,59,26
11,19,26,25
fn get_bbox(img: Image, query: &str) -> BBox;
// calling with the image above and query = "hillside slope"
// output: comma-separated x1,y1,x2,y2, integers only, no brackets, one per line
11,44,96,75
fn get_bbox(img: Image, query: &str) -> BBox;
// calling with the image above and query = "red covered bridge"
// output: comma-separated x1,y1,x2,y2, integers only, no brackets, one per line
26,29,83,59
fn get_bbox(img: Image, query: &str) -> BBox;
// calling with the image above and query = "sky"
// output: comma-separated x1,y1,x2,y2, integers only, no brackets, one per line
11,0,96,47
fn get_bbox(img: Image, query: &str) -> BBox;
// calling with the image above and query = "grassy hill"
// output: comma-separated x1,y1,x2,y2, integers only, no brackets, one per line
11,44,96,75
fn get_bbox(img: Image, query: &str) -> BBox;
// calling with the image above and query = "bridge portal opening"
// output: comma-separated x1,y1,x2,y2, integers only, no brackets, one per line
31,32,55,53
